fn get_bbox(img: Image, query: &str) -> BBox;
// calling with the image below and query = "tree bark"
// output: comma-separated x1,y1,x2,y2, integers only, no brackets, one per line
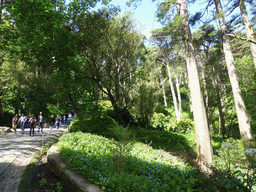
239,0,256,69
160,72,168,108
198,57,212,132
214,0,253,141
175,72,182,119
216,82,225,139
166,61,180,121
176,0,213,174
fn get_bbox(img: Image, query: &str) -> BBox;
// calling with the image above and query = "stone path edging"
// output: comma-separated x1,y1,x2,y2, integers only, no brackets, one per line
47,144,103,192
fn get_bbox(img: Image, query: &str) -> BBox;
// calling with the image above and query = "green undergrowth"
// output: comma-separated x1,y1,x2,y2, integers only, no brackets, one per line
58,132,210,191
63,118,255,191
69,118,198,165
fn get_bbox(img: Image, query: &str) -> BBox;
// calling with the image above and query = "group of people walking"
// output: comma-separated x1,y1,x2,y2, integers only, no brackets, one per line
11,112,65,136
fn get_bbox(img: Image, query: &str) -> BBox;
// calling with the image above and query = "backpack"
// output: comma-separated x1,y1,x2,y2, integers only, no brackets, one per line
30,118,36,125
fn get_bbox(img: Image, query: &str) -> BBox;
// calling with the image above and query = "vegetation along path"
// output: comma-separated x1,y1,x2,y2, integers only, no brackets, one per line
0,123,69,192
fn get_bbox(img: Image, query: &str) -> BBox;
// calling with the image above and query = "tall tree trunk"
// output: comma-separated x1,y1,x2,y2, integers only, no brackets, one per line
108,89,124,125
198,57,212,133
176,0,213,173
175,72,182,118
166,61,180,121
160,72,168,108
214,0,253,141
239,0,256,69
216,82,225,139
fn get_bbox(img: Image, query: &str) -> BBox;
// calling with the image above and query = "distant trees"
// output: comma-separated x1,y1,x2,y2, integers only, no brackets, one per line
154,0,213,173
150,29,183,122
73,10,145,123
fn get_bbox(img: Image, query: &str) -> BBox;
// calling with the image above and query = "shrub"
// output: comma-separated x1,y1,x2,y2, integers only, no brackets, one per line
173,118,194,133
0,111,14,127
154,105,169,116
151,113,167,130
69,115,115,137
212,139,256,191
106,108,134,126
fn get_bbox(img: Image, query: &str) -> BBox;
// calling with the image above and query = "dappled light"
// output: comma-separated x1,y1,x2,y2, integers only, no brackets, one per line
1,0,256,191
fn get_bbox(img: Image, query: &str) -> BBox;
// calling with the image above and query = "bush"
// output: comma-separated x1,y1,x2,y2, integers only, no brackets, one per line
212,139,256,191
106,108,134,126
173,118,194,133
151,113,167,130
69,115,115,137
154,105,169,116
0,111,14,127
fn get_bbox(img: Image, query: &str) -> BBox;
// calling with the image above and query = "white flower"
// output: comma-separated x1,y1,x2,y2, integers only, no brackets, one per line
223,144,237,149
243,148,256,157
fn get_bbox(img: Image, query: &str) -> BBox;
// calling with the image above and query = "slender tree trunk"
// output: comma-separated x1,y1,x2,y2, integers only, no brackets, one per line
176,0,213,174
166,61,180,121
160,72,168,108
108,89,124,125
239,0,256,69
198,58,212,132
175,72,182,118
214,0,253,141
216,83,225,139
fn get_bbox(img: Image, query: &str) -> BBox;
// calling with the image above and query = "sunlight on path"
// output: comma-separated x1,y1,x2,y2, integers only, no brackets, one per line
0,122,70,178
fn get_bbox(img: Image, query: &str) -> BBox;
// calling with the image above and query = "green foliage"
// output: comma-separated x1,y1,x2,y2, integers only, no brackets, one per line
213,139,256,191
46,103,65,117
69,114,115,137
151,110,194,134
39,178,47,186
108,125,135,174
174,118,194,133
154,104,169,115
0,110,14,127
151,113,169,130
58,132,202,191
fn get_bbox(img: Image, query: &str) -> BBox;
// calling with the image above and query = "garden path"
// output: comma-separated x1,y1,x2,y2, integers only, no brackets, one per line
0,119,72,192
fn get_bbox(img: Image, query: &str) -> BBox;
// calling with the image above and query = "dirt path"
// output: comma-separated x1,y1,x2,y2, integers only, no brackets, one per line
0,125,69,192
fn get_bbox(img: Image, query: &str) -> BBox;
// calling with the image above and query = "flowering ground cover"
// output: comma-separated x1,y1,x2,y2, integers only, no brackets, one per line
58,132,211,191
57,118,256,191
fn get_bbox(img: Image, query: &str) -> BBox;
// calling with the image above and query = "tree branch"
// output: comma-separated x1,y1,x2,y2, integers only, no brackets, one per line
227,34,256,44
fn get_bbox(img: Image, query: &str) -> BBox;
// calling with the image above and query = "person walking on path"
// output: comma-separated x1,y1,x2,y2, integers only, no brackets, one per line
12,114,19,134
37,111,44,133
48,115,55,131
18,113,27,134
65,112,69,123
55,115,61,129
29,114,37,136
